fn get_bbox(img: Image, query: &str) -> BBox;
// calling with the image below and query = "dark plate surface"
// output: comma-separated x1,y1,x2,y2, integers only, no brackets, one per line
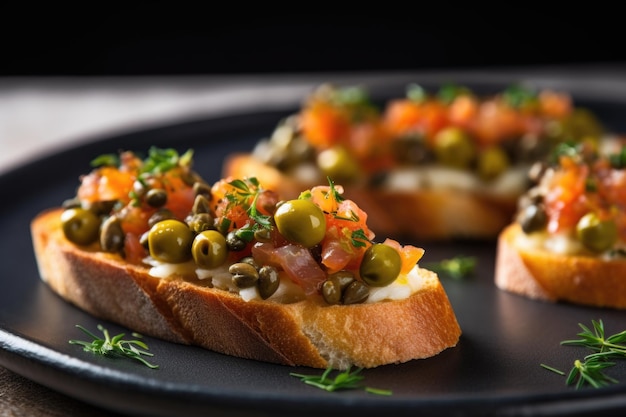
2,78,626,417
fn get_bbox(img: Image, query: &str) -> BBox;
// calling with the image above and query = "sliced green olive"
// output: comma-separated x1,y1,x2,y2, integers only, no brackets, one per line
432,126,476,169
192,230,228,268
274,199,326,248
148,219,193,263
61,207,100,245
359,243,402,287
576,212,618,253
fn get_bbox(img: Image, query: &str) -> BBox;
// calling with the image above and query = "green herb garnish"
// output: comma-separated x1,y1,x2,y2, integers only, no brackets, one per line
437,83,472,105
541,319,626,388
69,324,159,369
90,153,120,168
139,146,193,175
502,84,538,109
291,366,392,395
226,177,273,241
423,256,476,279
609,145,626,169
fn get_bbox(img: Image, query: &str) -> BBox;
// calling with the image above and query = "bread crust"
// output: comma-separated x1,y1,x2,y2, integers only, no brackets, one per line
495,223,626,309
223,153,517,240
32,208,461,369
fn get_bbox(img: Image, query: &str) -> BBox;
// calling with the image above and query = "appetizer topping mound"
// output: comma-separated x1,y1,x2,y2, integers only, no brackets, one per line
61,147,426,305
251,83,605,192
514,140,626,257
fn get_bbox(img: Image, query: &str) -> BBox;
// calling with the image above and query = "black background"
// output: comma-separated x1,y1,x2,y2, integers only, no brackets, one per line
3,14,625,76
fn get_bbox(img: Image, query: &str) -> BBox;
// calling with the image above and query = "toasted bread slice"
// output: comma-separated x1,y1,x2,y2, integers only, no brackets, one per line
495,223,626,309
32,208,461,369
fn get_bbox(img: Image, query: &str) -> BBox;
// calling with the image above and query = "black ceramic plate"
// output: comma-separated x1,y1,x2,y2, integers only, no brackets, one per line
2,80,626,417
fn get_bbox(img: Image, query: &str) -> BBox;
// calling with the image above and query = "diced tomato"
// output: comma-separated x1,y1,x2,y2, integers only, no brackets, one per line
77,166,135,204
124,232,148,265
538,90,572,118
544,156,590,232
300,101,351,149
118,206,154,236
156,171,196,220
448,94,479,129
382,238,425,275
472,101,524,146
383,100,424,136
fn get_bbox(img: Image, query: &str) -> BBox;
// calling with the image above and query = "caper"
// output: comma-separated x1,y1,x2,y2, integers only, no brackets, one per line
432,126,475,169
100,215,125,253
321,280,342,305
258,265,280,299
83,200,116,216
226,230,247,251
316,145,361,182
148,208,175,228
328,270,355,290
518,203,548,234
187,212,214,234
132,180,148,199
253,228,272,242
62,197,81,209
359,243,402,287
576,212,618,253
145,188,168,208
193,181,212,198
192,194,210,214
342,281,369,305
322,271,356,304
274,199,326,248
229,262,259,288
192,230,228,268
148,219,193,263
239,256,260,270
61,207,100,245
477,146,509,181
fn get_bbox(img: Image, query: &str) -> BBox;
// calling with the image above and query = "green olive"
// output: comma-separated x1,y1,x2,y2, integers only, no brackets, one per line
148,219,193,263
192,230,228,268
576,212,618,253
274,199,326,248
433,126,476,169
477,146,510,181
316,145,361,182
359,243,402,287
61,207,100,245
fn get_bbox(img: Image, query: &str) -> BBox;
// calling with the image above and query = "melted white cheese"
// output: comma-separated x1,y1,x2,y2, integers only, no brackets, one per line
384,165,529,198
366,265,427,303
146,259,424,304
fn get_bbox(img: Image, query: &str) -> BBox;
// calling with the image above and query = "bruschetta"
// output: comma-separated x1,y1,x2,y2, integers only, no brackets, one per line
224,83,605,240
495,139,626,308
31,147,461,369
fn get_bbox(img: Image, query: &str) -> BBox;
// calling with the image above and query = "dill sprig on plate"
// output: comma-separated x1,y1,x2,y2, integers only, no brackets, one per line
69,324,159,369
